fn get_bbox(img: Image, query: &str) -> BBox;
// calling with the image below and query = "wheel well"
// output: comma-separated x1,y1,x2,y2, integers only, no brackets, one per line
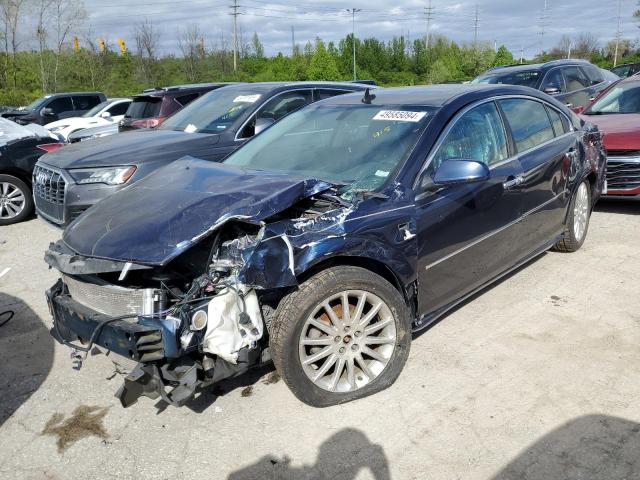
0,170,32,190
298,256,411,305
586,171,598,203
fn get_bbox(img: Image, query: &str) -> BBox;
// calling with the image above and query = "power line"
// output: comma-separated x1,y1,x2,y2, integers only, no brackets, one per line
229,0,241,71
538,0,550,54
473,4,479,48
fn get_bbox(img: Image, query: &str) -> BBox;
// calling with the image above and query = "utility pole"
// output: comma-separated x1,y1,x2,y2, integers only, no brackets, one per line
424,0,434,50
614,0,623,67
519,45,524,64
538,0,549,55
291,25,295,55
229,0,241,72
473,5,479,49
346,8,361,81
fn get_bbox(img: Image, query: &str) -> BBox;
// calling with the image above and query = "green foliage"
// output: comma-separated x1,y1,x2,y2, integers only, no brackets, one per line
307,38,340,80
493,46,515,67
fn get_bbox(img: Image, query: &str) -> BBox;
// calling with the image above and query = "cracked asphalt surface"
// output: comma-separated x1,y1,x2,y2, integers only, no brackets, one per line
1,199,639,480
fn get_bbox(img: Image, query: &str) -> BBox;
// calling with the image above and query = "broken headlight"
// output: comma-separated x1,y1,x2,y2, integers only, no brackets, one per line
69,166,137,185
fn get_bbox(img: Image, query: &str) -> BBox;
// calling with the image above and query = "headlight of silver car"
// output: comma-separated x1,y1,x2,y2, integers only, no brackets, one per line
68,166,137,185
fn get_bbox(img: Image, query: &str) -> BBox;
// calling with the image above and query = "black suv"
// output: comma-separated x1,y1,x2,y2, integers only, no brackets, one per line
472,60,617,110
1,92,106,126
34,82,371,226
119,83,231,131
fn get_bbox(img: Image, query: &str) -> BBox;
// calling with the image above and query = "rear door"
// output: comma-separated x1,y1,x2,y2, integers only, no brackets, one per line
498,98,574,252
415,100,524,314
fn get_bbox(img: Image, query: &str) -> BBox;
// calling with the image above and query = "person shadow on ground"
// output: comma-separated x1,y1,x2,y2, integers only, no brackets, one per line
0,292,54,427
228,427,390,480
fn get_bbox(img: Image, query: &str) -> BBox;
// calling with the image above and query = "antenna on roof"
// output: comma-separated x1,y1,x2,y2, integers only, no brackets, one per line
361,88,376,105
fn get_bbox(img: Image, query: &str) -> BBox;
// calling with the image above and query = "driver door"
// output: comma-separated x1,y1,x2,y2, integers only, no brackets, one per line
415,100,524,315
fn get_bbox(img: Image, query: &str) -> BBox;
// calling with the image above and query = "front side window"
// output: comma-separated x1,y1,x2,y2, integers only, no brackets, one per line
83,100,111,117
225,103,435,193
316,89,352,100
541,69,566,93
47,97,73,114
239,90,314,139
585,81,640,114
500,99,555,152
431,102,508,170
107,102,130,116
563,67,590,92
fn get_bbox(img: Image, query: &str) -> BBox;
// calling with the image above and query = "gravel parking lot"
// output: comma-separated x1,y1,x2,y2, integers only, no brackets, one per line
1,199,639,480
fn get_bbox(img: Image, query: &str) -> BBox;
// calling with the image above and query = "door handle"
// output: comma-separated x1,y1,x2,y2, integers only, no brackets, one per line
503,175,524,190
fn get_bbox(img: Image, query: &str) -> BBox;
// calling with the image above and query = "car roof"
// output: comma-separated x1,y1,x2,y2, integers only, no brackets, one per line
319,84,551,108
486,59,592,75
46,92,104,96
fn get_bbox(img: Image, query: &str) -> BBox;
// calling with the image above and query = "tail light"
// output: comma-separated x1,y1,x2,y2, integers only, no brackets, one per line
37,143,64,153
130,117,165,129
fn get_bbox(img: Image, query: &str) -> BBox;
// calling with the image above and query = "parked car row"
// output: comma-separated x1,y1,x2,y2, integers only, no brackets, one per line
35,80,607,409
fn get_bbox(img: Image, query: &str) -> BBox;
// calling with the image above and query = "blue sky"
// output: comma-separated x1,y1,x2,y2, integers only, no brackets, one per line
72,0,638,58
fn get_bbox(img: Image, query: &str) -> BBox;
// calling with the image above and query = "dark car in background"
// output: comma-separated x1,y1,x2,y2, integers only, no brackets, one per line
580,74,640,197
45,85,605,408
1,92,106,126
0,118,63,225
34,81,370,226
472,60,617,110
119,83,231,131
610,62,640,78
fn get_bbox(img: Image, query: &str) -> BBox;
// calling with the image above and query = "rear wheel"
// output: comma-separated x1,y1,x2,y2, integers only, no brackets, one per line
0,175,33,225
553,180,591,253
269,266,412,407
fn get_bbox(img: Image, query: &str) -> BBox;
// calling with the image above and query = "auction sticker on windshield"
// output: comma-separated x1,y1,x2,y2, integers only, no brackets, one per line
233,94,261,103
373,110,427,122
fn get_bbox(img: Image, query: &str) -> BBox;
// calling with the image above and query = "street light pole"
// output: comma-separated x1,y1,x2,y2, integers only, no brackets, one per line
346,8,361,81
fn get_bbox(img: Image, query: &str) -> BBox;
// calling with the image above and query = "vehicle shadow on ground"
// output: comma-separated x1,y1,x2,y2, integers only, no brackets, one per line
228,427,390,480
0,292,54,427
154,363,277,414
492,414,640,479
595,198,640,215
413,252,547,340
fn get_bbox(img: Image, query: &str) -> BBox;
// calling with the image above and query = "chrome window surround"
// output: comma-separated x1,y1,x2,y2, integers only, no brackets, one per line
413,95,575,191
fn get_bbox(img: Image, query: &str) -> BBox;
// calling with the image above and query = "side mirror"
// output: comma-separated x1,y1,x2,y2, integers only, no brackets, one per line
254,116,275,135
100,111,111,119
41,107,54,116
432,159,490,187
543,86,561,95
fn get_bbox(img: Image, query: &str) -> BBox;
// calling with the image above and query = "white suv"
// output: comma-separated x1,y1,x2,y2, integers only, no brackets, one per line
46,98,131,141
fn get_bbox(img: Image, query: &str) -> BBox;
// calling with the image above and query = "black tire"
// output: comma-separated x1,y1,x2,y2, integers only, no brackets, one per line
269,266,412,407
553,179,591,253
0,174,33,226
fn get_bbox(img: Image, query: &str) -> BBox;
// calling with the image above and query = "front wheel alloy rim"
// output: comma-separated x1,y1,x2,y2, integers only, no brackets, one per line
298,290,397,393
0,182,26,219
573,182,589,242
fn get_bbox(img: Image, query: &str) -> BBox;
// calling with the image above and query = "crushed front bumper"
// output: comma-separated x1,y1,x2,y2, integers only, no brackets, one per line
46,279,165,362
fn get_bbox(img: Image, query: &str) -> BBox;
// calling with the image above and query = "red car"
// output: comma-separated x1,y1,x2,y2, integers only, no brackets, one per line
581,75,640,196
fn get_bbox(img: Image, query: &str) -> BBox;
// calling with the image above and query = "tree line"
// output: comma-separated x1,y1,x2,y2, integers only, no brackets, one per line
1,0,640,106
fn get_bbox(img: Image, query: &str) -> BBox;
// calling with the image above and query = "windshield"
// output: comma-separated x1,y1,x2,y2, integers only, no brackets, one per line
223,103,436,192
83,100,110,117
125,97,162,119
159,88,263,133
586,81,640,114
472,70,541,88
24,96,50,112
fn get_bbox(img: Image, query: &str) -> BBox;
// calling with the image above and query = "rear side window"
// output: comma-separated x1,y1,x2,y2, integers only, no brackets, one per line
175,93,200,106
545,106,568,136
73,95,101,110
563,67,590,91
47,97,73,114
126,97,162,118
107,102,130,116
499,99,555,152
432,101,508,169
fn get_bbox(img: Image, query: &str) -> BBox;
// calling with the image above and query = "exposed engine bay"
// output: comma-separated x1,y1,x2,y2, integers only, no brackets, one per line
45,192,350,407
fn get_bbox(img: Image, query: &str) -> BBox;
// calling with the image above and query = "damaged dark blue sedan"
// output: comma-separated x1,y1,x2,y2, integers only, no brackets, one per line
45,85,606,407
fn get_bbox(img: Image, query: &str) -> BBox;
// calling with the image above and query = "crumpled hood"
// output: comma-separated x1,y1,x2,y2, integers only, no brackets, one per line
63,156,336,265
39,129,219,169
581,113,640,151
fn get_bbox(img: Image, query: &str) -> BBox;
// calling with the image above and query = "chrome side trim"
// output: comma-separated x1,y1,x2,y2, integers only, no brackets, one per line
608,156,640,164
424,190,565,271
